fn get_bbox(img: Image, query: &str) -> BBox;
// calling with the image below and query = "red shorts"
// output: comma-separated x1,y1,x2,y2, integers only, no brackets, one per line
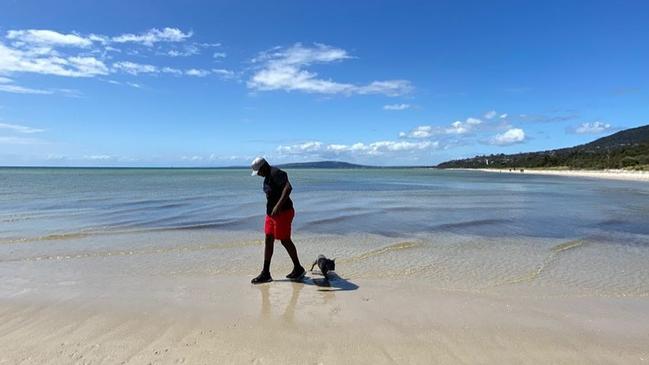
264,208,295,240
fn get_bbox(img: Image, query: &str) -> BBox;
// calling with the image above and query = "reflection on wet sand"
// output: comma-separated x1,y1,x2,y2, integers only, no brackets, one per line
257,281,304,325
256,274,359,324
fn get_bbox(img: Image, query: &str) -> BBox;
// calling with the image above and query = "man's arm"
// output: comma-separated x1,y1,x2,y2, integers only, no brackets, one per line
271,181,292,216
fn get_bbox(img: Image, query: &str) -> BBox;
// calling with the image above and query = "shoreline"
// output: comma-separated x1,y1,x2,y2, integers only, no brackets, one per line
450,168,649,182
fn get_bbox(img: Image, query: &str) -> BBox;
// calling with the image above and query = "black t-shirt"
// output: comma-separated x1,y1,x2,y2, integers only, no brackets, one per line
263,167,293,215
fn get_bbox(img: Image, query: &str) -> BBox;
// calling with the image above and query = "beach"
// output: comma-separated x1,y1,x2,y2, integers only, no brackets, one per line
2,168,649,364
459,168,649,182
2,274,648,364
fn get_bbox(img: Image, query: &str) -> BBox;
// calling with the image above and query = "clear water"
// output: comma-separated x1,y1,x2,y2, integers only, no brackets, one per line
2,167,649,240
1,167,649,297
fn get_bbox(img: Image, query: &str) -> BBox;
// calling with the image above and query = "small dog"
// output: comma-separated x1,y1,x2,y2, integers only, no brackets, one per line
310,254,335,277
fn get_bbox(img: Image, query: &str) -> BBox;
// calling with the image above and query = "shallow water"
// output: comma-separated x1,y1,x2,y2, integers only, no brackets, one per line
1,167,649,297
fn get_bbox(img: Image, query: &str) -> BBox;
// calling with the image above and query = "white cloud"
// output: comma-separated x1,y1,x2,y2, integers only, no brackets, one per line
212,68,235,78
112,27,192,46
181,155,204,161
0,122,45,133
7,29,93,48
213,52,227,59
248,43,412,96
500,113,508,119
0,76,51,94
383,103,411,110
447,121,469,134
111,63,233,79
0,27,232,96
185,68,211,77
0,136,42,144
167,44,200,57
465,117,482,126
83,155,113,161
446,118,482,134
112,61,158,75
46,154,67,161
68,56,110,75
0,42,109,77
161,67,183,75
573,121,612,134
402,117,483,139
484,110,497,119
490,128,526,145
277,139,437,159
409,126,434,138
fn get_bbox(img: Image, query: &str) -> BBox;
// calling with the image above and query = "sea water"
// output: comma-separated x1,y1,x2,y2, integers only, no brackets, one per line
1,167,649,297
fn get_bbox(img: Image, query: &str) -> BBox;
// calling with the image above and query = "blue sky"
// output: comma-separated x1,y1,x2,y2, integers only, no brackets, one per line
1,0,648,166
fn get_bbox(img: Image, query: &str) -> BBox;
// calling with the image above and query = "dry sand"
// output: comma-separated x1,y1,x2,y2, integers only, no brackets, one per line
460,168,649,182
1,275,648,364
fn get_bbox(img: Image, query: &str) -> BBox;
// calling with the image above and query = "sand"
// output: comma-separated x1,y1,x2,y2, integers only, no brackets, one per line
2,219,649,363
459,168,649,182
1,274,648,364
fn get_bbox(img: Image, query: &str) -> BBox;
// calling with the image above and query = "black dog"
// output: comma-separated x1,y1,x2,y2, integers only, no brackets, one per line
310,254,335,277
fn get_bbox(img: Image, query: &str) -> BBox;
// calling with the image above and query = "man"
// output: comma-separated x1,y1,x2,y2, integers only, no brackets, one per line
250,157,305,284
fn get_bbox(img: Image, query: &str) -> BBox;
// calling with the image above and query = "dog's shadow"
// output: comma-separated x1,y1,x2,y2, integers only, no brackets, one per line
274,271,358,291
304,271,359,291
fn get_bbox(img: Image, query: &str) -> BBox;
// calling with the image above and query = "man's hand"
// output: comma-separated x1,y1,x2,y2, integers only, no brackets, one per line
272,182,292,216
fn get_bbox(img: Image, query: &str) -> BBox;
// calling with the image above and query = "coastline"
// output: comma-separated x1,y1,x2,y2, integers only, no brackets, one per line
450,168,649,182
3,169,649,364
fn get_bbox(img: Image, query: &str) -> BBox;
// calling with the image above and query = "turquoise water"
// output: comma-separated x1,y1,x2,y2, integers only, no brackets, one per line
2,167,649,242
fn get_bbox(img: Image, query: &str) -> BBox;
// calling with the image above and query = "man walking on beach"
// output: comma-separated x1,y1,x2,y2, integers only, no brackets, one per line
250,157,305,284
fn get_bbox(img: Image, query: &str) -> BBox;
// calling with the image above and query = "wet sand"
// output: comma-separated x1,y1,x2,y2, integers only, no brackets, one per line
1,274,648,364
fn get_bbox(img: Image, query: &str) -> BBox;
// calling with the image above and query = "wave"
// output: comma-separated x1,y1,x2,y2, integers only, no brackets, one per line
301,211,375,227
0,239,264,264
433,218,512,230
339,241,421,263
491,238,587,287
0,214,264,244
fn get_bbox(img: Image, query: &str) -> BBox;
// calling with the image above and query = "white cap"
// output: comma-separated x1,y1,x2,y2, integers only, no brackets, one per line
250,157,268,176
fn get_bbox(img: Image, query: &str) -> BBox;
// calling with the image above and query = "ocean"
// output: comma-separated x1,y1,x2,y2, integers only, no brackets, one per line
2,167,649,297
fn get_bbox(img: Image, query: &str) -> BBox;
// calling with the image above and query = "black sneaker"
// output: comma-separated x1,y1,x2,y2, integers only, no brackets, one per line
286,266,306,280
251,271,272,284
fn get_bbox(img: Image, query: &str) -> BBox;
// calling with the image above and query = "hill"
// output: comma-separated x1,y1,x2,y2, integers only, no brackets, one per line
436,124,649,170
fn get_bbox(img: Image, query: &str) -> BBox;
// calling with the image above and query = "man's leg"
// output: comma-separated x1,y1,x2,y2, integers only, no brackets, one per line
281,239,305,279
280,239,300,268
252,234,275,284
263,234,274,272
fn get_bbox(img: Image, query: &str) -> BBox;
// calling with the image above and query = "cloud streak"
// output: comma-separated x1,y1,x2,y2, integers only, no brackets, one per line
277,140,438,160
0,42,109,77
0,27,230,83
570,121,612,134
7,29,93,48
111,28,192,46
383,103,411,110
0,122,45,133
0,77,52,94
248,43,412,96
400,117,483,138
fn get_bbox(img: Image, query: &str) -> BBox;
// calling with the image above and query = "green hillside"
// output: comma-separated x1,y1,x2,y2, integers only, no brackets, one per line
436,124,649,170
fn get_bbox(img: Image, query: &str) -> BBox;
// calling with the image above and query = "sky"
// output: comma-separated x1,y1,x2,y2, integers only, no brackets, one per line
1,0,648,167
